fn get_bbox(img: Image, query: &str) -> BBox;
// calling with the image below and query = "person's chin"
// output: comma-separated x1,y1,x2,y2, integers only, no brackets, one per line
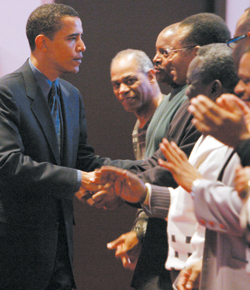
156,74,164,83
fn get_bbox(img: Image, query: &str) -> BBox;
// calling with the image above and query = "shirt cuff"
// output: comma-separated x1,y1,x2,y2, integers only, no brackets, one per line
191,179,203,198
142,183,151,206
141,184,170,219
74,170,82,192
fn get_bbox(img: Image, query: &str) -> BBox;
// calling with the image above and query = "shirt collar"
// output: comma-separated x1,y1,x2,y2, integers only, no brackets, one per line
28,58,59,98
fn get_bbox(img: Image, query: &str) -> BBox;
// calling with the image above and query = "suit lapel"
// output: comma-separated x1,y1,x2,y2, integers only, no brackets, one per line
22,61,61,164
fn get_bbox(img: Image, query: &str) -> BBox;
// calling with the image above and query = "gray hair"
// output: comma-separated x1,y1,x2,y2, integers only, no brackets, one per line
111,49,153,73
196,43,238,93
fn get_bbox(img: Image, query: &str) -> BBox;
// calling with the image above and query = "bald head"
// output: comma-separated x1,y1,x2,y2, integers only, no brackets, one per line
158,23,179,40
153,23,179,86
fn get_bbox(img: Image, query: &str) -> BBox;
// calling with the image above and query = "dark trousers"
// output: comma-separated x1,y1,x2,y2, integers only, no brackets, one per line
131,218,172,290
45,210,74,290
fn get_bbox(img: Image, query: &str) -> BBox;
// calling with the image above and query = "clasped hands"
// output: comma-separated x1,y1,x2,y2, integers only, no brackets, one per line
75,167,148,210
76,136,203,210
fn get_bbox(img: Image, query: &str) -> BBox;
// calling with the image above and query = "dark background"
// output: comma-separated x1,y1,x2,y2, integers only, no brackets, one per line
56,1,225,289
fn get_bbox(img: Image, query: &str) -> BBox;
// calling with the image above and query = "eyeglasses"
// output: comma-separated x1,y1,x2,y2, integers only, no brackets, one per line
162,48,172,57
168,45,197,55
227,32,250,49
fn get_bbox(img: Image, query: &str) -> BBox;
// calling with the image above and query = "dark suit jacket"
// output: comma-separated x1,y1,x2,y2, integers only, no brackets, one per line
0,61,107,289
129,99,202,289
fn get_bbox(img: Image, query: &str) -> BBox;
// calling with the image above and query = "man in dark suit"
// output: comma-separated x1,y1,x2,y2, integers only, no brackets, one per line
0,3,130,290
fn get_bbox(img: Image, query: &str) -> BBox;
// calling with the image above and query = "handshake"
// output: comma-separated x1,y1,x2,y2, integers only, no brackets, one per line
75,166,148,210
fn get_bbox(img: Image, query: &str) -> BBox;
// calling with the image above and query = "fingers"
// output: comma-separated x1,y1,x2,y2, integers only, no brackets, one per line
218,94,248,114
91,190,108,208
177,261,201,290
91,191,124,210
160,139,183,163
107,236,124,251
171,141,189,161
176,270,190,290
159,138,188,173
191,118,211,135
75,188,93,204
120,254,136,270
185,270,200,290
107,233,139,271
190,96,222,126
94,166,126,181
158,158,176,173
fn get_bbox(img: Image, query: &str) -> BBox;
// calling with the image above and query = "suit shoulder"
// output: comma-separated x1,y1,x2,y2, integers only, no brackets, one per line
0,61,29,89
0,71,23,86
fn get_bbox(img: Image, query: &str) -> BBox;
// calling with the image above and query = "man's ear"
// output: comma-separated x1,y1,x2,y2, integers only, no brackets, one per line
193,45,200,56
35,34,48,52
209,80,222,101
147,69,157,84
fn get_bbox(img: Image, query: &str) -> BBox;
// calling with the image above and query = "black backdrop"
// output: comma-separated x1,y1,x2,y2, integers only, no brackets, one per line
56,1,225,289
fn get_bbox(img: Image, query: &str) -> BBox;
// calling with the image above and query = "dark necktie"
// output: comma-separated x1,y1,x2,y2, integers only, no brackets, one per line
48,81,61,151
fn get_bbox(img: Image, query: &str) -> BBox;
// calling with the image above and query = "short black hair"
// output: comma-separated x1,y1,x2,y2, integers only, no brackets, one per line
197,43,238,93
26,3,79,51
179,13,230,47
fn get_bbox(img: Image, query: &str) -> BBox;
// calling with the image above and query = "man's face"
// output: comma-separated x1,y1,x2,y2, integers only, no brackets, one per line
44,16,86,78
153,30,174,85
185,56,211,100
234,52,250,102
169,27,197,86
233,11,250,69
111,56,154,113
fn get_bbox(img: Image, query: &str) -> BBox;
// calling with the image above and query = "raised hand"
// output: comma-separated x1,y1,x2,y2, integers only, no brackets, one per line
188,94,250,148
158,138,202,192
